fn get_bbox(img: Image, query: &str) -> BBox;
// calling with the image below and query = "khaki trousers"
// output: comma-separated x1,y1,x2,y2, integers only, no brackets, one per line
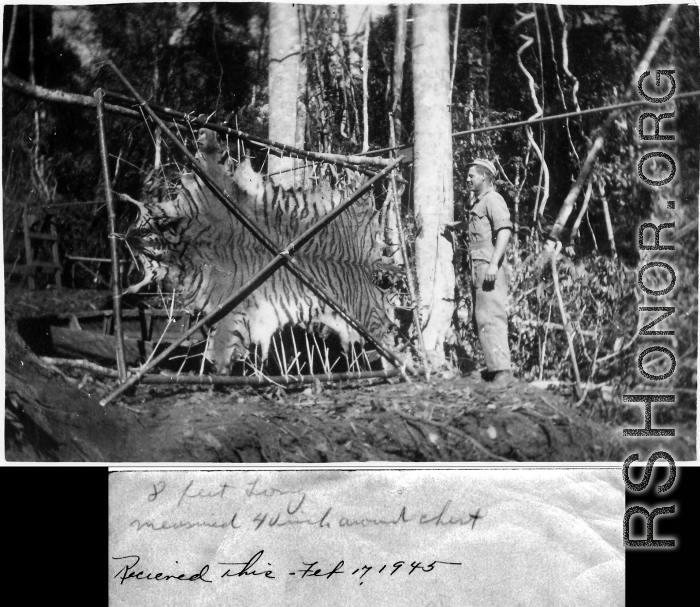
471,260,511,372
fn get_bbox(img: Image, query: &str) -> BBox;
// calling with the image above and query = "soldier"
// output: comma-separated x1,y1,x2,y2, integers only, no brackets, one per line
456,158,514,388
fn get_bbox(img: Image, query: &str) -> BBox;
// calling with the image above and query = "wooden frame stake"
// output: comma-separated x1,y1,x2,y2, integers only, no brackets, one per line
94,88,127,382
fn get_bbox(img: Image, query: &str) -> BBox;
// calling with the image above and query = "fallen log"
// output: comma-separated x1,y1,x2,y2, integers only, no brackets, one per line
4,332,148,461
41,356,401,385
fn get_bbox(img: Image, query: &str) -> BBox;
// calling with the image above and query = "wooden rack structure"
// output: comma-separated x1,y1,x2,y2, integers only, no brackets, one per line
4,204,62,290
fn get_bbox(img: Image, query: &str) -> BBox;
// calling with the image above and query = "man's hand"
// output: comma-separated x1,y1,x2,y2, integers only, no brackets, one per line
440,219,466,233
485,229,511,282
485,262,499,282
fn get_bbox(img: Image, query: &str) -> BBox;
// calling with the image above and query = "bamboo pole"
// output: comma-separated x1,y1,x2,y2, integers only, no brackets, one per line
94,89,127,383
153,369,404,386
42,357,402,386
569,178,593,245
66,255,128,264
2,72,140,119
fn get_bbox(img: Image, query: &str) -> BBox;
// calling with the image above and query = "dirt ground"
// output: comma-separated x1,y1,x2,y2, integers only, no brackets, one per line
4,286,696,462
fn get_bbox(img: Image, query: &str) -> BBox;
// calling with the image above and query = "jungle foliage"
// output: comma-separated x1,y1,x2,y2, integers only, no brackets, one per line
3,4,698,420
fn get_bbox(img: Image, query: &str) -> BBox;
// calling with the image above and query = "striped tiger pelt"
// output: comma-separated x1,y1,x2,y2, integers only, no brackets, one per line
124,128,395,372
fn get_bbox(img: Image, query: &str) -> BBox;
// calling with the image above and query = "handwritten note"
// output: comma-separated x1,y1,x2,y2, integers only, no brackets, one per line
110,469,623,606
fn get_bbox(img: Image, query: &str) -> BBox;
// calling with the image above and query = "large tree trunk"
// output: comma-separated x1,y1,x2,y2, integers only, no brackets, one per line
391,3,407,140
268,3,304,187
411,4,455,366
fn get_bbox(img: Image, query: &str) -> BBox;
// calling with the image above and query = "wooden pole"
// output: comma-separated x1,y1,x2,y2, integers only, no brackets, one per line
94,89,127,383
3,72,141,119
43,357,402,386
569,178,593,245
66,255,128,264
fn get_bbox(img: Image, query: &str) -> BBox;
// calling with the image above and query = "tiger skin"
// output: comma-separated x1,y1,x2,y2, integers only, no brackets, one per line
125,128,395,372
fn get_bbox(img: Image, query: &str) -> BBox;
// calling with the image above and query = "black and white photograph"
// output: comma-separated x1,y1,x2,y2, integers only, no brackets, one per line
3,2,698,463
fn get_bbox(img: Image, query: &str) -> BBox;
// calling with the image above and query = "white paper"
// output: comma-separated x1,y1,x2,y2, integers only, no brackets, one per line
109,469,624,606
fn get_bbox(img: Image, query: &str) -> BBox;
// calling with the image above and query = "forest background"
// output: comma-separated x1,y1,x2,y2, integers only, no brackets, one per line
2,3,698,430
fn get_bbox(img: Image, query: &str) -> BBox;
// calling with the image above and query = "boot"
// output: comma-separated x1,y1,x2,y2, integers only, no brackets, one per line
489,370,514,389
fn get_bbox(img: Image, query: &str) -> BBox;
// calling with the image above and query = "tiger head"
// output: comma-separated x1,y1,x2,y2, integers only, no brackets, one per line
123,198,181,294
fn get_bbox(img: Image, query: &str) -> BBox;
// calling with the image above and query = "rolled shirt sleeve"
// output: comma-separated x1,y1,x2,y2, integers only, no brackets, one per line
485,191,513,233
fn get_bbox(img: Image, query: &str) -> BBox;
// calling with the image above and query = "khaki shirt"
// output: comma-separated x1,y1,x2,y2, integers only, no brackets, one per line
468,189,513,262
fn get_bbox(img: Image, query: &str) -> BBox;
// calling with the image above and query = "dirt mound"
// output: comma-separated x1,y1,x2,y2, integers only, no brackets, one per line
6,338,623,463
109,376,621,463
2,286,629,463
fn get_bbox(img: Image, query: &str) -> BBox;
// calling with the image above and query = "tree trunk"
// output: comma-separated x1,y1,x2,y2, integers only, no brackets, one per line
411,4,455,366
385,3,408,262
391,3,407,140
295,8,308,158
361,20,370,151
3,4,18,69
268,3,303,187
482,12,491,115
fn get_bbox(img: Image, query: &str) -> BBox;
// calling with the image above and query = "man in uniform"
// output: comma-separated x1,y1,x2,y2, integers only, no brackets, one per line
463,158,514,388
